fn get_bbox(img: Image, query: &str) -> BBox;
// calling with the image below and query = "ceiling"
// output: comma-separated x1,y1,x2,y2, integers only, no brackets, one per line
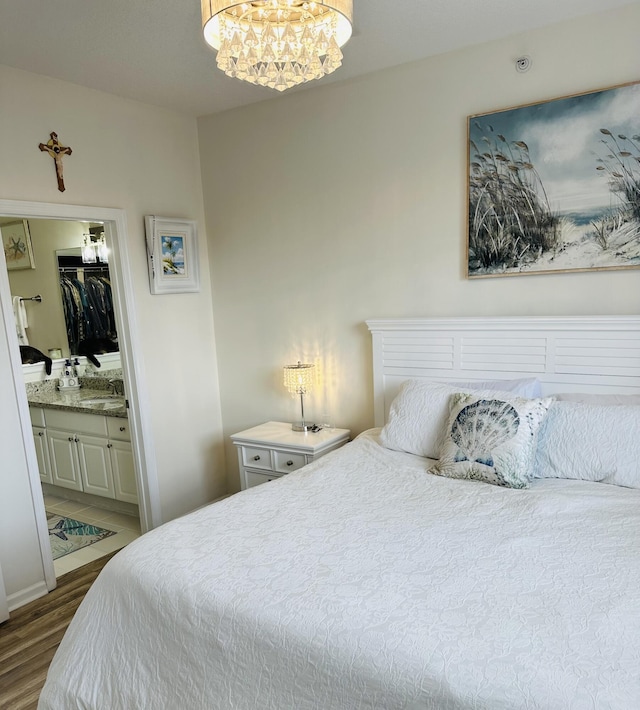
0,0,635,117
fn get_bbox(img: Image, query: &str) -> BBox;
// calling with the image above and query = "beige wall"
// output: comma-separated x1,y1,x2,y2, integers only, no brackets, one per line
0,65,225,602
5,218,86,357
198,4,640,492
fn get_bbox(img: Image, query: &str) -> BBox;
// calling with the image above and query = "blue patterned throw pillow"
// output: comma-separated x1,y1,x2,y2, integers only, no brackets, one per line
429,393,554,488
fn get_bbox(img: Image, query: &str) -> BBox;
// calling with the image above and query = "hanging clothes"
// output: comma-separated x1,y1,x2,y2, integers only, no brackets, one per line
59,271,116,354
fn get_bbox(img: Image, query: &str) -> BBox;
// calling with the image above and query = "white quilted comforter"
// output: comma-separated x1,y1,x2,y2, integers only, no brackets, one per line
39,431,640,710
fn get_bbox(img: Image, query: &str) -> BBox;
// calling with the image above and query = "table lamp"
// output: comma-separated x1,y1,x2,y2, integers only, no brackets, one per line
283,361,315,432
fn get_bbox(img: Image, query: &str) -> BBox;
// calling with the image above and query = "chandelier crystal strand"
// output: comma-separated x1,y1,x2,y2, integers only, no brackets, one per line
202,1,353,92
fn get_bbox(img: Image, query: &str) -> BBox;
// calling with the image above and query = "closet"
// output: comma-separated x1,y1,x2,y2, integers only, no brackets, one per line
57,253,116,355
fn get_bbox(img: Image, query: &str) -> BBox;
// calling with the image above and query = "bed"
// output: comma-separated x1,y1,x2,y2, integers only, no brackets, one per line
38,316,640,710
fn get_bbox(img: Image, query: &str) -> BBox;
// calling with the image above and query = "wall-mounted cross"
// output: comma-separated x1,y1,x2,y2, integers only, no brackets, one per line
38,132,72,192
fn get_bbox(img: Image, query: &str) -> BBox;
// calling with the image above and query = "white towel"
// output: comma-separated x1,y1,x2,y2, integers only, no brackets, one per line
13,296,29,345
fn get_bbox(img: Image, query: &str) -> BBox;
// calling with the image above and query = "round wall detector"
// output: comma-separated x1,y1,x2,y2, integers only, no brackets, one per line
515,55,532,73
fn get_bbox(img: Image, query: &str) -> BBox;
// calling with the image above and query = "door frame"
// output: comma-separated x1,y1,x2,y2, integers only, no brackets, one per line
0,199,160,593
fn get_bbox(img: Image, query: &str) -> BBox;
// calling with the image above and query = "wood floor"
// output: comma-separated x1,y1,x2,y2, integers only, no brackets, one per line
0,552,116,710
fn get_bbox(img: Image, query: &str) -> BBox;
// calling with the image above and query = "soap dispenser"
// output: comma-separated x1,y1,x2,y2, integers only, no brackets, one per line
59,359,80,391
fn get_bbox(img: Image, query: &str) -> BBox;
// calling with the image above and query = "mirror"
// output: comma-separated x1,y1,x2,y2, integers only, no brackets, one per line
0,217,119,365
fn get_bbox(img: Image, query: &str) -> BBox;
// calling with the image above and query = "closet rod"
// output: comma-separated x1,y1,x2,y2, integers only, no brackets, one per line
20,294,42,303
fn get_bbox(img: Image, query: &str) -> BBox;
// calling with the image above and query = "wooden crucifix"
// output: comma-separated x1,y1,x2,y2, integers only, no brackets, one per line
38,132,72,192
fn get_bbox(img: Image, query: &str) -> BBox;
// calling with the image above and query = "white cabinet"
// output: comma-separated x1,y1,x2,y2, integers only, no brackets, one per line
231,421,350,490
107,417,137,504
32,425,53,485
29,406,137,503
30,406,52,485
47,427,86,492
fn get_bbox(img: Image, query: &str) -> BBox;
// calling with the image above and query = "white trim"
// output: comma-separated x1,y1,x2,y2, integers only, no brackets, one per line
366,316,640,427
22,352,122,383
7,580,49,612
0,559,9,622
0,199,161,601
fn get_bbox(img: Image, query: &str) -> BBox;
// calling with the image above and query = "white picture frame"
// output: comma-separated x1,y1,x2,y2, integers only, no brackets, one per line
144,216,200,294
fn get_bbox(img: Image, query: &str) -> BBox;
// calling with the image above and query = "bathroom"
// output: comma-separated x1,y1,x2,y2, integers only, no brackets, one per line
1,216,141,577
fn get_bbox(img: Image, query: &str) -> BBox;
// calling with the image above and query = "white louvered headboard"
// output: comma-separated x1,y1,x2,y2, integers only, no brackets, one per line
366,316,640,427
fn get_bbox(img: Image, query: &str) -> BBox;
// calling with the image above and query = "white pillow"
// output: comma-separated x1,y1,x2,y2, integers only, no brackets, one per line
556,392,640,406
448,377,542,398
380,379,542,459
533,401,640,488
429,392,553,488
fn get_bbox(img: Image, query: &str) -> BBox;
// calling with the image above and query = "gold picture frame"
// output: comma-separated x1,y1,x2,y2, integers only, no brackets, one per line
2,220,36,271
467,80,640,278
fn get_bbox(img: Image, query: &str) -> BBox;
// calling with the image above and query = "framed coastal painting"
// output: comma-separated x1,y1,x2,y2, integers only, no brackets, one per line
144,216,200,294
1,219,36,270
467,81,640,278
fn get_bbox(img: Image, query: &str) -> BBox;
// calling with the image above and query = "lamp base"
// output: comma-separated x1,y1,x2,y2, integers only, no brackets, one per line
291,421,315,432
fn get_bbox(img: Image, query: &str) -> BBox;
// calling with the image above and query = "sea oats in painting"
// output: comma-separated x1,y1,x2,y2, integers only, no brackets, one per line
467,81,640,277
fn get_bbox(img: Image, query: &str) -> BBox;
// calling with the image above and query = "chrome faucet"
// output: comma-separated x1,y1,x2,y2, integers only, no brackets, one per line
107,379,123,395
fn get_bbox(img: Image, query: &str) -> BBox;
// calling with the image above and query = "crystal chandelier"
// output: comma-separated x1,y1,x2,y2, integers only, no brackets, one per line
201,1,353,92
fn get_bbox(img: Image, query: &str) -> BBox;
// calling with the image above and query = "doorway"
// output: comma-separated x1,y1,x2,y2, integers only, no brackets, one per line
0,199,160,592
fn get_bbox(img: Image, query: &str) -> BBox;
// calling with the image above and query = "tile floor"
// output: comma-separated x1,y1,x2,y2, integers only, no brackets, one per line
44,494,141,577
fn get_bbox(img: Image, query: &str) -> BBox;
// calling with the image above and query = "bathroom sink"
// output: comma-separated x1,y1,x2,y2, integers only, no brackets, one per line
81,396,125,407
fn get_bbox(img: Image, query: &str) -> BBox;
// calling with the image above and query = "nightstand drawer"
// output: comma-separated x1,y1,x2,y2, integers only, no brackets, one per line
273,450,307,473
241,445,272,471
245,470,282,488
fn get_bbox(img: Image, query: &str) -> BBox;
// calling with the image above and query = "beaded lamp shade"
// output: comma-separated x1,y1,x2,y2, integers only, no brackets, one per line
202,1,353,91
283,361,315,431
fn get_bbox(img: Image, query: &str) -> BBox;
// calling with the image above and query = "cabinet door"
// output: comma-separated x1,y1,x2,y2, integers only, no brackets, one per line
47,428,83,492
77,434,115,499
32,425,53,484
110,440,138,504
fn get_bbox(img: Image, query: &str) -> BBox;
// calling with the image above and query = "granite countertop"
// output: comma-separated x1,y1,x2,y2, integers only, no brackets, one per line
26,377,127,418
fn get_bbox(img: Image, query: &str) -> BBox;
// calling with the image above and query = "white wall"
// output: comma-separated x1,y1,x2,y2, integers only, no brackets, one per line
0,66,226,603
198,4,640,492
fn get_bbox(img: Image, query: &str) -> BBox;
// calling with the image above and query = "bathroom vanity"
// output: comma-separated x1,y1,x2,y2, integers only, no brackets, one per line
28,386,137,505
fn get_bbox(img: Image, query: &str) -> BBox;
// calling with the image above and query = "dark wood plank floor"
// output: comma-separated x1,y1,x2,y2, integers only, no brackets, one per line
0,552,116,710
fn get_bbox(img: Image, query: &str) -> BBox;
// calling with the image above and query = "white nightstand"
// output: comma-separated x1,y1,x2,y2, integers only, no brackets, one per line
231,421,351,490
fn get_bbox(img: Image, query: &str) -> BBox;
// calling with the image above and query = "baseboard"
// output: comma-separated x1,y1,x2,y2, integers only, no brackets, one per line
7,580,49,612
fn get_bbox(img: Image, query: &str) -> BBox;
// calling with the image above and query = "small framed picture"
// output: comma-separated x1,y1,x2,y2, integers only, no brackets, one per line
2,220,36,271
144,216,200,294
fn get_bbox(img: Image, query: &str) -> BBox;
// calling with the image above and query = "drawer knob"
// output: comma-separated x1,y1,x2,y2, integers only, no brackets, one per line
253,455,261,461
286,460,294,466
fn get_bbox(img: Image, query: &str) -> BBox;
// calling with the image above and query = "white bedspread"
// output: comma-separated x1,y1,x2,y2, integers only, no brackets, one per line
39,431,640,710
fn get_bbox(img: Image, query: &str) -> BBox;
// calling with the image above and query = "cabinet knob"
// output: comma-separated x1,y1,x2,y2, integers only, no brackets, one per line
38,431,44,437
286,460,294,467
75,437,79,443
120,426,126,432
253,455,261,461
68,436,74,442
107,443,113,449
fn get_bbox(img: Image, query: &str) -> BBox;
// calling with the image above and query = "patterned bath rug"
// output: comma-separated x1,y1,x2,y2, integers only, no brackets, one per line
47,512,116,560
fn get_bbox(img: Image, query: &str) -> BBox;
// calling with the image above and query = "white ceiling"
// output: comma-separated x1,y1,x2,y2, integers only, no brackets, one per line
0,0,635,117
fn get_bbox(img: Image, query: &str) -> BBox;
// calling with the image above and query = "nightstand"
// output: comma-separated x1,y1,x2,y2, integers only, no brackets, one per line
231,421,351,490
